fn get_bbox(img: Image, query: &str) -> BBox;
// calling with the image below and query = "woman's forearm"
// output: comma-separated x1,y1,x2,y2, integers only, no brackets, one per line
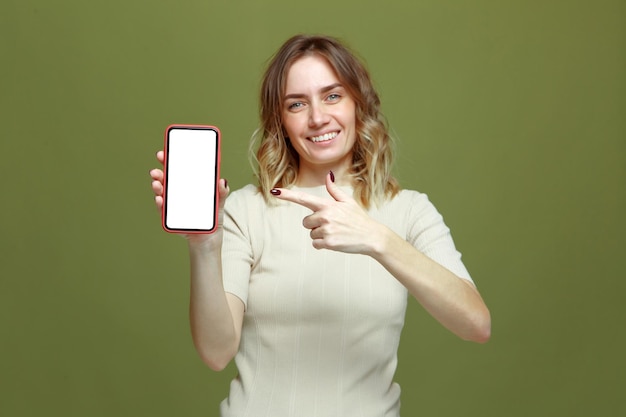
371,226,491,343
187,236,243,370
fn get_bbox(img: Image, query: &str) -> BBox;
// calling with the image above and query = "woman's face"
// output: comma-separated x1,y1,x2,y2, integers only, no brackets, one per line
281,54,357,182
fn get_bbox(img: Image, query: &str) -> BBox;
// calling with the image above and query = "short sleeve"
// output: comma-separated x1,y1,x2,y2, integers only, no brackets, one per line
221,186,257,308
404,191,473,283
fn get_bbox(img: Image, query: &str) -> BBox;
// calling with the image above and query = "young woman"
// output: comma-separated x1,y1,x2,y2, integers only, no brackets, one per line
150,34,490,417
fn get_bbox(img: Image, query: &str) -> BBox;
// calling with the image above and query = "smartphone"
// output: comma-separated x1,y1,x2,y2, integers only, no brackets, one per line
162,124,221,234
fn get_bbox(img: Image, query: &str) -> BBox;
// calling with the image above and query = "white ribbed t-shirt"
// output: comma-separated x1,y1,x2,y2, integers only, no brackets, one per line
220,185,472,417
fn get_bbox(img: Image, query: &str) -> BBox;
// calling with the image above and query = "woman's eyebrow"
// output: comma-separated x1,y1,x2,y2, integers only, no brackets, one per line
319,83,343,94
284,83,344,100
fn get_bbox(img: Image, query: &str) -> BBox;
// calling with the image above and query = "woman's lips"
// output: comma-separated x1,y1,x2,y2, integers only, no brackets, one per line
309,131,339,143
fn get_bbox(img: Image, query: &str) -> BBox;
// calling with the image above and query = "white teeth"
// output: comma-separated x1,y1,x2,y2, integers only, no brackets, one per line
310,132,338,142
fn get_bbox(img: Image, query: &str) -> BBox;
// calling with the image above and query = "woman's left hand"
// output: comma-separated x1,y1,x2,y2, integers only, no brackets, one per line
270,172,386,255
273,173,491,343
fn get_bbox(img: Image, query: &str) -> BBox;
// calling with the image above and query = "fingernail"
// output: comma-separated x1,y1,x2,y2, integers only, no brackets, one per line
224,179,228,189
329,170,335,183
270,188,281,196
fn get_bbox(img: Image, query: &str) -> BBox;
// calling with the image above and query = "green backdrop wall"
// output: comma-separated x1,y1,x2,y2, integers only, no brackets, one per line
2,0,624,416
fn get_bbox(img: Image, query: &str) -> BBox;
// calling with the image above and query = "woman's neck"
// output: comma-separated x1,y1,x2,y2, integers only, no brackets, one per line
295,164,352,187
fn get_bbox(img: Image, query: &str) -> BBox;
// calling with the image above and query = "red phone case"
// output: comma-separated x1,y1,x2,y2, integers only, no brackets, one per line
162,124,221,234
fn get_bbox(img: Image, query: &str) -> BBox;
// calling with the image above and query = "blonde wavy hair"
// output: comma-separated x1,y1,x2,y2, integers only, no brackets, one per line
249,34,400,208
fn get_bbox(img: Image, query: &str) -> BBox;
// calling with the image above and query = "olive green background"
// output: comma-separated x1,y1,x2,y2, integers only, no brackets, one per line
2,0,624,416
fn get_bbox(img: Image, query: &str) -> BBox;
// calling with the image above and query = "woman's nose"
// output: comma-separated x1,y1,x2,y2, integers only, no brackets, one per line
308,103,330,127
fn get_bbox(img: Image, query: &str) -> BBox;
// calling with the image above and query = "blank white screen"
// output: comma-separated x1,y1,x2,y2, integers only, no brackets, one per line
164,128,218,231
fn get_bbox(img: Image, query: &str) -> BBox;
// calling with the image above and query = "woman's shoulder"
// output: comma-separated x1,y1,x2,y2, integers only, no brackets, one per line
381,188,444,223
226,184,264,208
388,188,431,208
229,184,262,198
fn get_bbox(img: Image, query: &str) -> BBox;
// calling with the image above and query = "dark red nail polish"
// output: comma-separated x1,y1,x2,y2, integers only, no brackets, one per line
223,179,228,189
270,188,281,196
329,170,335,183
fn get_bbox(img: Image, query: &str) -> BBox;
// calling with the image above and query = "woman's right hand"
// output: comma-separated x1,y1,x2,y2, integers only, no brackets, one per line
151,150,242,369
149,150,229,244
149,151,167,212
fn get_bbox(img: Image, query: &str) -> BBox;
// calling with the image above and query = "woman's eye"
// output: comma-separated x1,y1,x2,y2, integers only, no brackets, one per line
288,102,303,110
327,93,341,102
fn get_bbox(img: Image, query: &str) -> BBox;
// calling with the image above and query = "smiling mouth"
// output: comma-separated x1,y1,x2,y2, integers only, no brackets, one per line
309,131,339,143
